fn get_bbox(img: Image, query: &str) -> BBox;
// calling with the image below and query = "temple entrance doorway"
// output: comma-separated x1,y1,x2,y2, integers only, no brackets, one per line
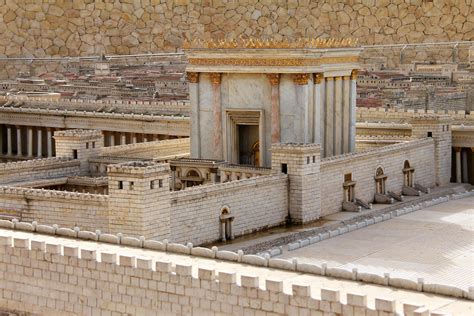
238,124,259,165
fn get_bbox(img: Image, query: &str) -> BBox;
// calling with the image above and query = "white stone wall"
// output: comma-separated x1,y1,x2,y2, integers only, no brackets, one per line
100,137,190,159
0,235,436,316
0,157,80,185
170,174,288,245
0,187,109,230
320,139,436,216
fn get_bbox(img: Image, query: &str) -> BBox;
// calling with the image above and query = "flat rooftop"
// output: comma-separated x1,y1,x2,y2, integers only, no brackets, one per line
278,196,474,293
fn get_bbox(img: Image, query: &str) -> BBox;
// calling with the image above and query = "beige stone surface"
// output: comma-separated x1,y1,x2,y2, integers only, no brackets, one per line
0,1,471,57
279,196,474,292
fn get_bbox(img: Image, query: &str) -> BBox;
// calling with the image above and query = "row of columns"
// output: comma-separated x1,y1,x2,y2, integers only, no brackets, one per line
454,147,473,183
1,125,54,158
103,131,172,147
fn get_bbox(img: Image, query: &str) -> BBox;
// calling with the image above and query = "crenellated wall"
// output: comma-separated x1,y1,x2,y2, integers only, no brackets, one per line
0,0,471,57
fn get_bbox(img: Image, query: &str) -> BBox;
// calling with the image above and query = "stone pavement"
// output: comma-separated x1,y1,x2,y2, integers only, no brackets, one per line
0,227,472,315
278,196,474,293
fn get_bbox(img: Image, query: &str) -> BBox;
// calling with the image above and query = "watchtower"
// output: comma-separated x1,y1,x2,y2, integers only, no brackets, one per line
411,115,452,186
53,129,103,174
107,161,171,239
271,143,321,224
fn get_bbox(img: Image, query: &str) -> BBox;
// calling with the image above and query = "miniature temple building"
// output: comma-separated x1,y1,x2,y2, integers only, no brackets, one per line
184,38,361,166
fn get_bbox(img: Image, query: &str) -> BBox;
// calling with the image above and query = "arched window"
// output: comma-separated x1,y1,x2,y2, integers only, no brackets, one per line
219,207,234,242
183,169,203,188
402,160,415,187
375,166,387,194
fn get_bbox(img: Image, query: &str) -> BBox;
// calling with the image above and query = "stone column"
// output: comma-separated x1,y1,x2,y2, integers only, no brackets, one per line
210,73,222,159
293,73,310,143
334,76,343,155
109,132,115,146
143,134,148,142
462,148,468,183
325,77,334,156
342,75,351,153
6,125,12,156
313,73,324,144
455,147,462,183
187,72,200,157
27,126,33,157
131,133,137,144
16,126,22,156
267,74,280,144
120,132,126,145
37,128,42,157
46,128,53,157
349,70,358,152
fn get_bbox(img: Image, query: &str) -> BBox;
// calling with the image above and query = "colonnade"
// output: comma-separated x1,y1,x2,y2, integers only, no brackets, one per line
0,124,56,158
102,131,173,147
453,147,474,184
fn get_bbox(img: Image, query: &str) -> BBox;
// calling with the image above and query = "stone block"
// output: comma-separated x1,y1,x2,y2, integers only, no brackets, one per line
175,264,192,276
268,258,295,270
265,279,283,292
190,247,214,258
0,236,12,246
347,293,367,307
136,258,152,270
167,243,190,255
321,288,340,302
326,267,352,280
296,263,322,275
63,246,79,257
155,260,172,272
13,238,29,248
36,225,55,235
216,250,239,261
98,234,119,244
121,236,142,248
375,298,396,312
389,277,418,291
30,240,45,251
77,231,97,241
15,222,34,232
143,240,165,251
241,254,267,266
0,220,14,229
56,227,77,238
198,267,215,280
288,241,300,251
241,275,259,288
101,252,117,264
81,249,97,260
119,255,136,267
292,284,310,297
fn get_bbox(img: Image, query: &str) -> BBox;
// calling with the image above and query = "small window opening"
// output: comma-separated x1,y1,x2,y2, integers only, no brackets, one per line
92,142,95,148
86,142,89,149
446,125,449,131
158,179,163,188
118,181,123,189
307,157,310,164
281,163,288,174
72,149,78,159
312,156,316,163
150,180,155,189
344,173,352,182
427,132,433,138
129,181,134,190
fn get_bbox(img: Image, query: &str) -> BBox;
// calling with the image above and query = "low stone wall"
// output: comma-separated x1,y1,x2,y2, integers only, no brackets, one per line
99,137,190,159
0,157,80,185
320,139,436,216
357,106,474,124
0,235,462,315
170,174,288,245
0,96,190,116
0,187,109,229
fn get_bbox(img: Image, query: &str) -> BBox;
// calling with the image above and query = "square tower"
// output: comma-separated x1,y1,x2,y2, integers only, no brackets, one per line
271,143,321,224
411,115,452,186
107,161,171,239
53,129,103,174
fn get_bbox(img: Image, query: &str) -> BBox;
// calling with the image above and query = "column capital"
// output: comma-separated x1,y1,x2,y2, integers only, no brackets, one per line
343,75,351,80
266,73,280,86
186,72,199,83
293,73,310,85
313,73,324,84
325,77,334,81
350,69,359,80
334,76,342,81
454,146,462,152
210,73,221,84
471,147,474,152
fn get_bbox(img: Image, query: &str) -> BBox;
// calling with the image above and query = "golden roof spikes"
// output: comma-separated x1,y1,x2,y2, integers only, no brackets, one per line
183,37,359,49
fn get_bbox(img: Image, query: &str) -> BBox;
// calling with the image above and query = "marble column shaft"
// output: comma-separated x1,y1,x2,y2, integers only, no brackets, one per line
47,128,53,157
455,147,462,183
313,74,324,145
187,72,200,158
325,78,334,156
349,70,358,152
27,127,33,157
267,74,281,144
120,133,126,145
334,77,343,155
109,133,115,146
462,149,468,183
16,126,22,156
342,76,351,153
6,126,12,156
211,73,222,159
293,74,310,143
131,133,137,144
37,128,42,157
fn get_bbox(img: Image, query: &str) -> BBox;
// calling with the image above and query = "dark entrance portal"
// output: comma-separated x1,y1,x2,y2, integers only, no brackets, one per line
238,124,259,165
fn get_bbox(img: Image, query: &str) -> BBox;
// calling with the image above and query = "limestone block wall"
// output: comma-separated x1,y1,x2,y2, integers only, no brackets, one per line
320,139,436,216
0,0,471,58
170,174,288,245
0,157,80,185
100,137,190,159
0,236,448,316
0,187,109,229
357,107,474,124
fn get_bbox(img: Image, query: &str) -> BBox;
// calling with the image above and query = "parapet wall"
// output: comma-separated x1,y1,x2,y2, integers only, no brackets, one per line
0,96,190,116
0,234,468,315
0,187,109,229
320,139,436,216
0,157,80,185
100,138,190,159
170,174,288,245
357,106,474,123
0,1,471,58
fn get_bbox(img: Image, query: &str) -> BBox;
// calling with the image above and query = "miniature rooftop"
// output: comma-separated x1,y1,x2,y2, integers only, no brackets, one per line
184,37,362,73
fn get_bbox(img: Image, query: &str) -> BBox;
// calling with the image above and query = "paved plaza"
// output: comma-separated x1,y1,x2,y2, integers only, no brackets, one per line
279,196,474,292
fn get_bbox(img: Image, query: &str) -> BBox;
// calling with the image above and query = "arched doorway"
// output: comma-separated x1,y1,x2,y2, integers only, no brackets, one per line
183,169,203,188
403,160,414,187
375,167,387,194
219,207,234,242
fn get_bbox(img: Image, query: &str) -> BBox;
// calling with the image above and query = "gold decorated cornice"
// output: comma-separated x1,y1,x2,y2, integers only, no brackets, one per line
188,56,359,67
183,37,359,49
293,74,310,85
314,73,324,84
351,69,359,80
210,73,221,84
266,74,280,86
186,72,199,83
325,77,334,81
